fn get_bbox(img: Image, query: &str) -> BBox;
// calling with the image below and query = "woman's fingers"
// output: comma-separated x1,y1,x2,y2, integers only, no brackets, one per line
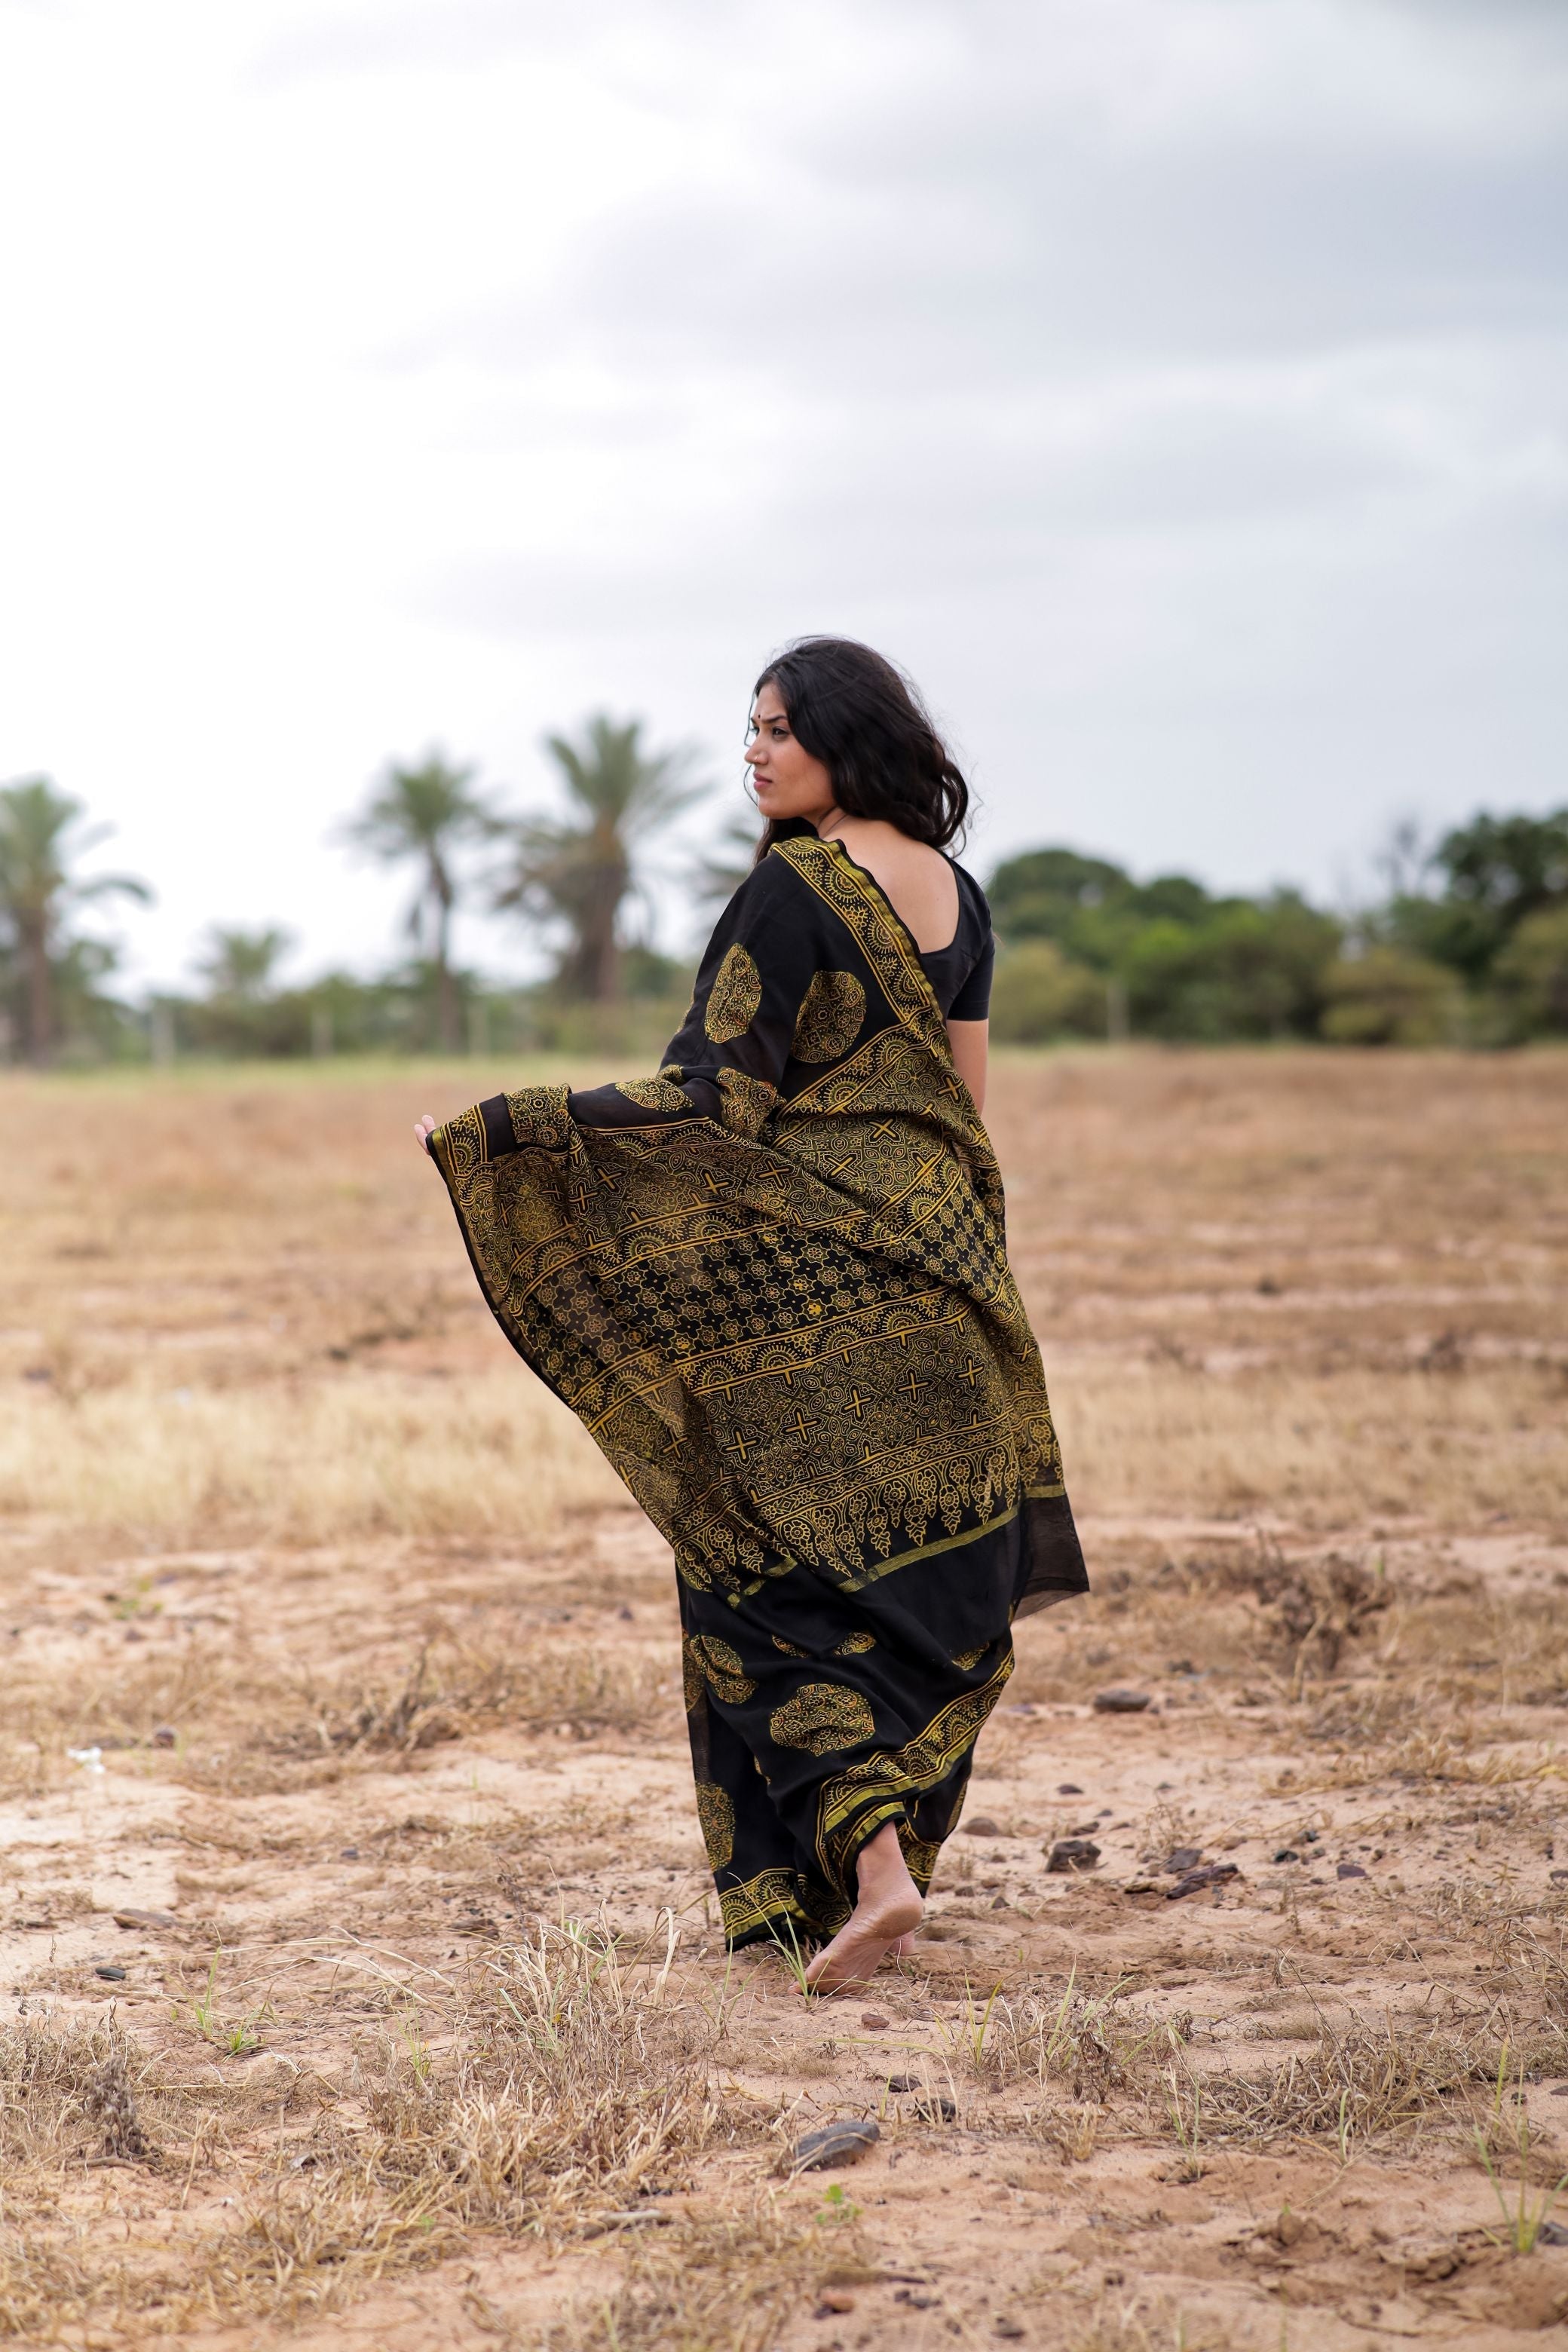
414,1113,439,1154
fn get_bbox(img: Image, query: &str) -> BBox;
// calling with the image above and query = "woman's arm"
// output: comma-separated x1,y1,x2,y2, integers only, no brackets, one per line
946,1018,988,1113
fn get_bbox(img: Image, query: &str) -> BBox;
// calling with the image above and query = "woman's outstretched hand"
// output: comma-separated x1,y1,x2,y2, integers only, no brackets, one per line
414,1114,439,1157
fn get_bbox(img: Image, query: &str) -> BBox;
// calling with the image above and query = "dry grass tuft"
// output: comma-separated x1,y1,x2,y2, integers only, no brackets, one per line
288,1639,669,1757
999,1981,1190,2101
1166,2011,1566,2158
0,1369,623,1548
0,2014,158,2169
541,2204,876,2352
0,1922,741,2339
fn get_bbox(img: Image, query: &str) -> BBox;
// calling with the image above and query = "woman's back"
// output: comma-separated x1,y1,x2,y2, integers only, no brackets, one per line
824,816,958,953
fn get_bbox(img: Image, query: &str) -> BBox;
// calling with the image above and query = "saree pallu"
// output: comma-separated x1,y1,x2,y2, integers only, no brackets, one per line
431,835,1087,1947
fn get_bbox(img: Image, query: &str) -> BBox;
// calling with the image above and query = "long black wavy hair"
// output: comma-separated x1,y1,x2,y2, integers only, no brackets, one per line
749,637,969,863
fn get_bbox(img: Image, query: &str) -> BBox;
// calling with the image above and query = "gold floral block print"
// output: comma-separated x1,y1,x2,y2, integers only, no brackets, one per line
792,968,866,1063
694,1781,735,1870
615,1075,696,1114
769,1682,877,1755
433,831,1084,1615
704,942,762,1043
688,1633,755,1705
716,1065,776,1137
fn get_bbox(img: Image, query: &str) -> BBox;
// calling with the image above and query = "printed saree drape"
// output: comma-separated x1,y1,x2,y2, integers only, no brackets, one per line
430,835,1087,1948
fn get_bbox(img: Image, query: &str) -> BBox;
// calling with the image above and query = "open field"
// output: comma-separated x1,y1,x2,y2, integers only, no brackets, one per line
2,1046,1566,2350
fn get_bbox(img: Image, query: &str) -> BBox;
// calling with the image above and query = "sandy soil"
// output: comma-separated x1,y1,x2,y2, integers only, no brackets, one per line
2,1048,1566,2350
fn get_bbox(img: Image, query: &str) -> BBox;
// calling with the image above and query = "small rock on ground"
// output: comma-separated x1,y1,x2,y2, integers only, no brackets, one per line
791,2119,880,2171
1045,1837,1101,1873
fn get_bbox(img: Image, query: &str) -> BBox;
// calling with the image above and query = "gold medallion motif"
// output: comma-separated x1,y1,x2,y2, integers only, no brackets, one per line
704,943,762,1043
692,1634,755,1704
769,1682,876,1756
792,968,866,1063
833,1630,876,1655
695,1780,736,1869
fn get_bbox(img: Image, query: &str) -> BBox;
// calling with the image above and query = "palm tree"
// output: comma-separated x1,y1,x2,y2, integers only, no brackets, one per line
697,815,762,908
495,716,706,1001
343,753,492,1050
0,778,150,1064
194,924,294,1003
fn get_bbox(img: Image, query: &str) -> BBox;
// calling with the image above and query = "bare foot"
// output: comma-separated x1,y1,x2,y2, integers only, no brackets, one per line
804,1823,923,1995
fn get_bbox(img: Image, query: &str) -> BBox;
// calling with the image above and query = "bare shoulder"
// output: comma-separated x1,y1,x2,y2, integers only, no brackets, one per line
831,820,959,954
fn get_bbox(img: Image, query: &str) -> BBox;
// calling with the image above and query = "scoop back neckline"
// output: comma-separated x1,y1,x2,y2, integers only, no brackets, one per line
804,830,969,960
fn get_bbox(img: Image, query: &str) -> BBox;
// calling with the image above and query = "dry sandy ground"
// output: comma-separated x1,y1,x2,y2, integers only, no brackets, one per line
2,1048,1566,2352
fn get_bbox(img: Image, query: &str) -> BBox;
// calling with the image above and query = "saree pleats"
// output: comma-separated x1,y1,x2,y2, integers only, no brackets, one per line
431,835,1087,1944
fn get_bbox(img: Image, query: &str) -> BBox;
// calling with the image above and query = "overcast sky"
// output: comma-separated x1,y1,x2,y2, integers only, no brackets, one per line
2,0,1565,988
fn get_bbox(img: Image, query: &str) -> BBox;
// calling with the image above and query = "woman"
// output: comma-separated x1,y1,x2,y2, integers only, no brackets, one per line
416,638,1087,1992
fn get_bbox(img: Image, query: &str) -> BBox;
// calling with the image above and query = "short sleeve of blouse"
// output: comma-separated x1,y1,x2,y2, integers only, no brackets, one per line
947,928,994,1021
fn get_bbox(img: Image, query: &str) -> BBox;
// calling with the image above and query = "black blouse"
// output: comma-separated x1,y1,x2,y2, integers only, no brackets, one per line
919,857,994,1021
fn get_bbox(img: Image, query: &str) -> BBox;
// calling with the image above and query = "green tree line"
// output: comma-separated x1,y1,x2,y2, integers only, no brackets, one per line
2,727,1565,1064
985,815,1568,1048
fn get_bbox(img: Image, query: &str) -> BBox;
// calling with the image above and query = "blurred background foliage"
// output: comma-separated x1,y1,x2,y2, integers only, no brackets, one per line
1,744,1564,1064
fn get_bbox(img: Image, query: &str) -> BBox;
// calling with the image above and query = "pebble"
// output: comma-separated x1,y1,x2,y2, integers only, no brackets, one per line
1272,1848,1300,1864
1045,1837,1101,1873
1092,1689,1153,1713
914,2095,958,2123
112,1909,176,1931
791,2120,880,2172
994,2323,1026,2341
1163,1846,1202,1873
859,2010,890,2030
815,2289,856,2314
963,1818,1003,1836
151,1726,177,1748
1057,1783,1084,1795
94,1965,127,1982
1337,1863,1369,1880
886,2073,921,2093
1167,1863,1239,1901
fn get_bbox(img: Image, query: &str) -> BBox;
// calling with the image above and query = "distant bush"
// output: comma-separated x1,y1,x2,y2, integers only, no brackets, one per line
1487,905,1568,1040
1386,809,1568,985
1122,897,1340,1041
988,847,1340,1043
988,941,1108,1043
1318,948,1462,1046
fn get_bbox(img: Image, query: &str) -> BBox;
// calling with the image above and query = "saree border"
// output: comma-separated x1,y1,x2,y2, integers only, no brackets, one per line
814,1653,1015,1885
715,1652,1015,1949
773,837,959,1075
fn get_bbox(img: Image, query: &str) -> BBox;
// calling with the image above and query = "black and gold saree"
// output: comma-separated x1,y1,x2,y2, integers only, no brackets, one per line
430,835,1087,1948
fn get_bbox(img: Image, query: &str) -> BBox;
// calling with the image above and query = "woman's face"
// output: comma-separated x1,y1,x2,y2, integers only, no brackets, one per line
745,681,838,827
